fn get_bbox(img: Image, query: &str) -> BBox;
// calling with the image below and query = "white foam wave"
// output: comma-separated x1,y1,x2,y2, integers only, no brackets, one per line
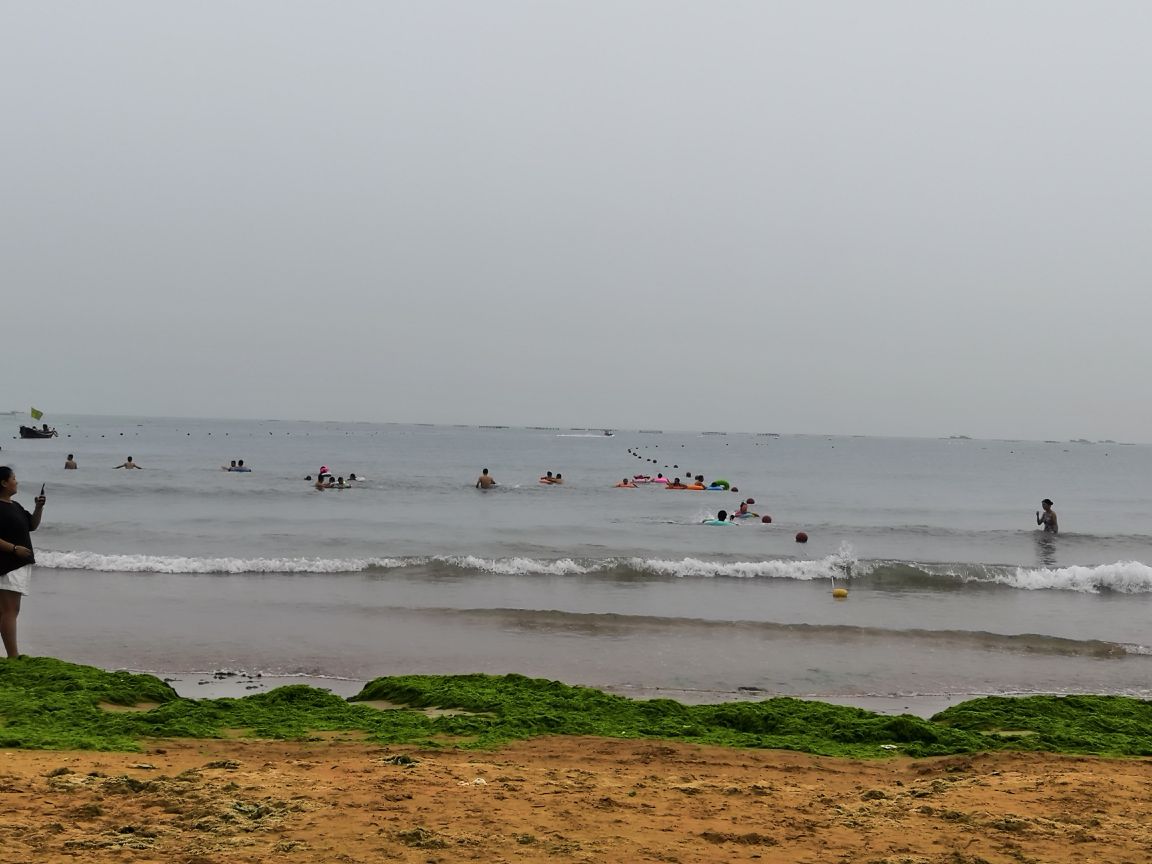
439,556,598,576
37,549,1149,593
996,561,1152,594
34,549,868,580
36,550,409,574
634,551,865,581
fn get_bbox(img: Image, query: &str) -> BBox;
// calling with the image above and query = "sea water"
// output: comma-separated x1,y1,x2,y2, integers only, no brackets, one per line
5,414,1150,704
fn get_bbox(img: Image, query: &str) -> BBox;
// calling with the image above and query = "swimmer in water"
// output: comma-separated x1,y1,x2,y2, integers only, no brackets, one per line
114,457,142,469
1036,498,1058,534
475,468,497,489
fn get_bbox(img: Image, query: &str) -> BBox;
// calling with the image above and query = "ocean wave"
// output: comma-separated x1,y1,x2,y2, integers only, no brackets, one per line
441,556,601,576
993,561,1152,594
632,552,864,581
35,550,410,574
32,549,866,579
31,550,1152,593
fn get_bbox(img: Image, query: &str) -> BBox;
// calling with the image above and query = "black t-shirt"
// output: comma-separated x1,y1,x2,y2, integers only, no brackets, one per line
0,500,35,575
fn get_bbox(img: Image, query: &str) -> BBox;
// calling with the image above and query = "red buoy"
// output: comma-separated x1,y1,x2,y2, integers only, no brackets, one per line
761,515,772,524
795,531,808,543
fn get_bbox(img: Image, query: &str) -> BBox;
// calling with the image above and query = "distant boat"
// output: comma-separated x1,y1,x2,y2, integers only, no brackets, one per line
19,425,57,439
603,429,614,437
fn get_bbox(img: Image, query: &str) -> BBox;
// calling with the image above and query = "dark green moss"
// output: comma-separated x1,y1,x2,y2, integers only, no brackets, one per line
932,695,1152,756
1,658,1149,758
352,675,989,756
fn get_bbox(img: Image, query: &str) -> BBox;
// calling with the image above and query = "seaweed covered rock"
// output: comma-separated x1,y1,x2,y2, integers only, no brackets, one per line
3,663,1151,758
0,656,178,706
933,695,1152,756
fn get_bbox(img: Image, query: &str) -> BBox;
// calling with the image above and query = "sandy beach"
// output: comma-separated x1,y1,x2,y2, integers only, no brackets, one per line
3,736,1150,863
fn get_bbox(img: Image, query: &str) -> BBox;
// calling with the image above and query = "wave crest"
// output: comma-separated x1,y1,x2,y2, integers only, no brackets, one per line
36,550,408,574
31,550,1152,593
997,561,1152,594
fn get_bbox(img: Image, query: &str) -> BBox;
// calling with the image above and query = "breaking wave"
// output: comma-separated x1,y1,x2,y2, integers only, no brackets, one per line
32,550,1152,593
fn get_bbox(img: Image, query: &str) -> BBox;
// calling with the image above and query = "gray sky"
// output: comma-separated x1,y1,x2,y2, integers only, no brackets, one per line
4,2,1150,441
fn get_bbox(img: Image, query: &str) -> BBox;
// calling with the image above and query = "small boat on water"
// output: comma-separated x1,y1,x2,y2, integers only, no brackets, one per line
19,425,57,439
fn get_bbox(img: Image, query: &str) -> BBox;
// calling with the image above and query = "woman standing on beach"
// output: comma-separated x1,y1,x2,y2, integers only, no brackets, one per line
0,467,46,658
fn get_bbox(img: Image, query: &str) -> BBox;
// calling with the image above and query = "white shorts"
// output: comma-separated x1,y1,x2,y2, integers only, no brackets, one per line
0,565,32,596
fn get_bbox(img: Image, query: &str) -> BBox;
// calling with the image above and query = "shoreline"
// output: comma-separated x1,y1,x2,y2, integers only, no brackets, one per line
30,563,1152,710
158,669,1027,719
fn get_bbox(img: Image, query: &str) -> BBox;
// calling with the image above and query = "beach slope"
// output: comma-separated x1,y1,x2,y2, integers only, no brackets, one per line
3,738,1151,862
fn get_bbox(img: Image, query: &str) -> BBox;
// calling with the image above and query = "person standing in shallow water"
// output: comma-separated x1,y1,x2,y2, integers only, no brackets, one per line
1036,499,1058,534
0,467,46,658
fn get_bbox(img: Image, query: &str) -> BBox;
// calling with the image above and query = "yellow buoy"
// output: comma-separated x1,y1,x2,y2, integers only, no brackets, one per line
832,587,849,599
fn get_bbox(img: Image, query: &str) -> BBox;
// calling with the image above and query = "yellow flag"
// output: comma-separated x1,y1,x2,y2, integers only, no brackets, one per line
30,407,43,420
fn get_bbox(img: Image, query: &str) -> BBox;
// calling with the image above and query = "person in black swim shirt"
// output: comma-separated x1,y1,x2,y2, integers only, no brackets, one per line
0,467,46,657
1036,499,1058,534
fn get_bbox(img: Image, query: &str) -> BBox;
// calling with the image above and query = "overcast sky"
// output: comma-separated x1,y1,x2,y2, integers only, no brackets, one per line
3,2,1150,441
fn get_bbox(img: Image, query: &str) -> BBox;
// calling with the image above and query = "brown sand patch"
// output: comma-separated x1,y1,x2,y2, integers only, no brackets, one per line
97,702,160,713
1,737,1150,863
354,698,491,717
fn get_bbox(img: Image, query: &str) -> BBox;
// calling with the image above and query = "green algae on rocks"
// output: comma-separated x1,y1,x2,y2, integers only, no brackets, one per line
2,659,1150,757
0,656,180,750
352,673,991,755
932,695,1152,756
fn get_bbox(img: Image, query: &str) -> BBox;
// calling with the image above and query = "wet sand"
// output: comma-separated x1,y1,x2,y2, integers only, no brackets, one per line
4,736,1150,863
159,672,972,717
33,568,1152,706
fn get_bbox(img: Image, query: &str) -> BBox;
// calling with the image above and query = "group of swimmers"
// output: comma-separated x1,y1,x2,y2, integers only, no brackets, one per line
703,499,760,525
615,469,760,526
616,472,760,525
618,473,738,492
470,469,568,488
309,466,361,490
221,460,251,472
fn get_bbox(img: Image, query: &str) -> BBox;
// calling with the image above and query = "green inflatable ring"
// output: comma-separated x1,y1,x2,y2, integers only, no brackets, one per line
710,479,731,490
